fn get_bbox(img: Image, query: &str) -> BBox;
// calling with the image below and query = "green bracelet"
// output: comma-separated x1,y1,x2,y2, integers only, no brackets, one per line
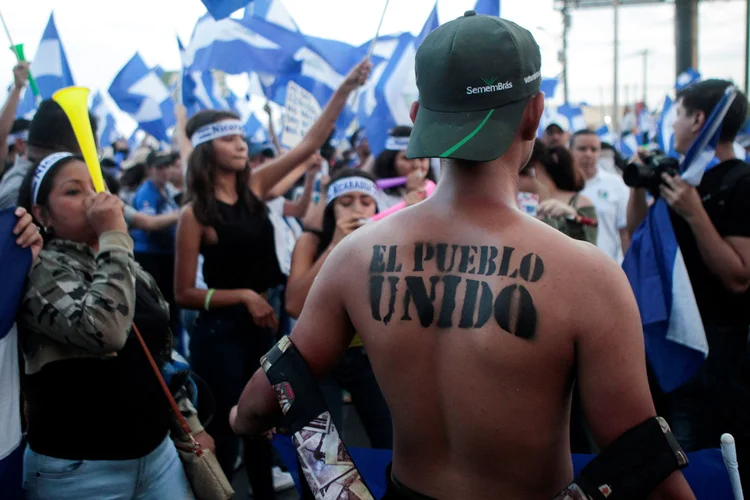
204,289,216,311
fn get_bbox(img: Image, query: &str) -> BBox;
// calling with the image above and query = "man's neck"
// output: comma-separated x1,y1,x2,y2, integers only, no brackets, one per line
434,159,519,208
715,141,737,163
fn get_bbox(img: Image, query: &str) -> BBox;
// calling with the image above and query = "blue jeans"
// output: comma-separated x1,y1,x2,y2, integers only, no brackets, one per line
23,436,193,499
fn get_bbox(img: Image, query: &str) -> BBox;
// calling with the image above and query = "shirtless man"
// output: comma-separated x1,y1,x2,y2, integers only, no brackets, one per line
231,12,693,499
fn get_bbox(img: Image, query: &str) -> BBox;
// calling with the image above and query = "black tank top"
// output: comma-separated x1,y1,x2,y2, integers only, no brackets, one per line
26,278,171,460
201,197,284,292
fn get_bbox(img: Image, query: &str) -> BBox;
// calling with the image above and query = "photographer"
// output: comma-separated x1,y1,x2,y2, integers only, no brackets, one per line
627,79,750,486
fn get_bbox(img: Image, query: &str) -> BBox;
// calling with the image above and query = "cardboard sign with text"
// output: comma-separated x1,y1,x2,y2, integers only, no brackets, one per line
281,81,322,149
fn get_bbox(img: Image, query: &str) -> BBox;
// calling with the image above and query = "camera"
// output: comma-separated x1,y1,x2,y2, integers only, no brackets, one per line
623,154,681,196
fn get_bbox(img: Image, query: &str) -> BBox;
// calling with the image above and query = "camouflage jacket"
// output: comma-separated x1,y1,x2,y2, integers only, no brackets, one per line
17,231,202,434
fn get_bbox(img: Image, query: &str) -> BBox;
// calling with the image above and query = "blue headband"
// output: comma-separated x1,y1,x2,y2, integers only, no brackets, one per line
32,152,74,205
385,136,410,151
326,177,378,206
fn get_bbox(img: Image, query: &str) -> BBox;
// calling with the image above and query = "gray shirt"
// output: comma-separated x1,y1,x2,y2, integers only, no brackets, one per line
0,156,33,210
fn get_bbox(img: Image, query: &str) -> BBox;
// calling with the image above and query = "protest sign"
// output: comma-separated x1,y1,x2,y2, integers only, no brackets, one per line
281,80,322,149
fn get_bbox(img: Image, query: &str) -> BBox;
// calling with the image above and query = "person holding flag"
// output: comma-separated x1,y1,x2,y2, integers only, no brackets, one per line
0,62,30,177
626,79,750,489
174,59,372,498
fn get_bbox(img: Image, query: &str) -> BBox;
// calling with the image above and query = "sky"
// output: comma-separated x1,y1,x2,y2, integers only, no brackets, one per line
0,0,746,136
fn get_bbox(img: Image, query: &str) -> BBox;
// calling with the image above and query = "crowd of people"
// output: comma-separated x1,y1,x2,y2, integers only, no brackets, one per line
0,10,749,500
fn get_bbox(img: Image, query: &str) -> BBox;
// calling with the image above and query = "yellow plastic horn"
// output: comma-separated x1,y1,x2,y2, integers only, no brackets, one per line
52,86,106,193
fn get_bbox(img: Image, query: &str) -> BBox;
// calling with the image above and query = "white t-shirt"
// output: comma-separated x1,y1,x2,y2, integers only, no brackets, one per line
266,197,303,277
581,168,630,263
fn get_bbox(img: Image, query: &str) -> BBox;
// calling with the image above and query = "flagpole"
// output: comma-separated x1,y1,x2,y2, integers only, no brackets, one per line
0,9,17,53
366,0,391,60
351,0,391,115
1,9,41,99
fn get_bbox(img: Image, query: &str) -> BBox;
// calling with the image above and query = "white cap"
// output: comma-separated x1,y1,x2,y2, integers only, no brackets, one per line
544,112,571,133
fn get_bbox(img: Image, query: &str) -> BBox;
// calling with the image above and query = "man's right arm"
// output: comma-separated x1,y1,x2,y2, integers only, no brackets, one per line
576,250,694,499
627,187,648,235
0,63,28,175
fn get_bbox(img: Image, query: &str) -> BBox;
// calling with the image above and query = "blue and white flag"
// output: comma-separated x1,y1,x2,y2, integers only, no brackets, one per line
596,124,616,145
622,86,737,393
557,103,587,133
676,68,701,92
184,13,298,76
14,87,37,119
108,53,175,143
541,77,559,100
414,2,440,48
355,5,438,157
244,0,298,32
91,91,120,148
473,0,501,16
616,133,639,159
657,96,677,156
201,0,254,20
244,112,269,143
33,13,75,100
638,108,657,142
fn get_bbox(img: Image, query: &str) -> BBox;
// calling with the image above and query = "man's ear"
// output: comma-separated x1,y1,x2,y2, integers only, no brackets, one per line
520,93,545,141
410,101,419,125
692,110,706,134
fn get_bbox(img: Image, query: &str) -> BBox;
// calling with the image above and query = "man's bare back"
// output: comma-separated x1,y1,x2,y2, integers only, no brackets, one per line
286,191,654,499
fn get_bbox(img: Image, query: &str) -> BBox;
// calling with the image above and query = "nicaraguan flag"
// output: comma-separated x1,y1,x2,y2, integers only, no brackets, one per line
596,124,616,146
91,91,120,148
657,95,677,156
676,68,701,92
244,112,269,143
108,53,175,143
201,0,254,20
622,86,737,392
616,133,639,159
13,86,37,119
473,0,501,16
557,103,586,133
541,77,559,100
33,12,75,100
184,13,298,76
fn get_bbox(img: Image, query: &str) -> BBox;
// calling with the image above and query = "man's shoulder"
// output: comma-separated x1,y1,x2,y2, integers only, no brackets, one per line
596,168,628,189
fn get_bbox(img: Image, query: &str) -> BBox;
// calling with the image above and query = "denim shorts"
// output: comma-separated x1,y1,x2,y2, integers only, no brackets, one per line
23,435,194,499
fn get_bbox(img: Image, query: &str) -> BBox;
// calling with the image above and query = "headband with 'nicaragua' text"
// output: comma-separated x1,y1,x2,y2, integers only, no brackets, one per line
190,120,245,147
326,177,379,206
32,152,74,205
8,130,29,143
385,136,410,151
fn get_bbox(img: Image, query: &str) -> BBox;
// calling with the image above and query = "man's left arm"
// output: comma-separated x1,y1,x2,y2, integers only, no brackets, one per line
661,173,750,294
230,238,358,436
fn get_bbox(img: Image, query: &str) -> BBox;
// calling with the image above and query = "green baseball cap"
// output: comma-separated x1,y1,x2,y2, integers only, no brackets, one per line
407,11,542,162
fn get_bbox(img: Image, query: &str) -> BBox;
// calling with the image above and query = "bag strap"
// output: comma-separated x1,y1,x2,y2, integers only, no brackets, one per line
131,323,202,454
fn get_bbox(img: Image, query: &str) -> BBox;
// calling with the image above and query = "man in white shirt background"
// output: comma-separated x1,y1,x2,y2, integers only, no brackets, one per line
574,129,632,262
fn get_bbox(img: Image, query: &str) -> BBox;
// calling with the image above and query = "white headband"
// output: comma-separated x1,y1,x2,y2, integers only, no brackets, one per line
327,177,378,206
190,120,245,147
8,130,29,143
385,136,410,151
32,152,73,205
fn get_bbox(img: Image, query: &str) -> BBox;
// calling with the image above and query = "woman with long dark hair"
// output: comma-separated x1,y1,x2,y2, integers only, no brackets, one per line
372,126,436,210
285,169,393,450
519,140,598,244
174,60,371,498
16,154,208,498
